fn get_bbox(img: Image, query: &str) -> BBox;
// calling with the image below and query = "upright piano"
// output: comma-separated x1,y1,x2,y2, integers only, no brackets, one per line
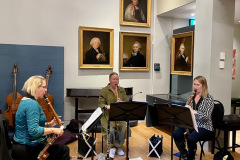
66,88,133,119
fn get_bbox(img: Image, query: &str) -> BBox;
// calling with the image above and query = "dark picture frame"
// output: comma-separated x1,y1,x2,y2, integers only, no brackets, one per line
120,0,151,27
120,32,150,71
171,31,194,76
79,26,114,69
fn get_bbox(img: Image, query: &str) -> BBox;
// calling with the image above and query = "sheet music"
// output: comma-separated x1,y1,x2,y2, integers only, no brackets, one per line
129,157,143,160
81,107,103,132
185,105,198,132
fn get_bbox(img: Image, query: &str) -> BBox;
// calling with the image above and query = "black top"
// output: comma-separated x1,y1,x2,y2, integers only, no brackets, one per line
175,53,190,71
124,51,146,67
192,97,203,111
85,47,103,64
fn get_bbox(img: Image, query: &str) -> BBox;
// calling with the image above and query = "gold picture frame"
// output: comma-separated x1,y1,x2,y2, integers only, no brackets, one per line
79,26,114,69
120,32,151,71
120,0,151,27
171,31,194,76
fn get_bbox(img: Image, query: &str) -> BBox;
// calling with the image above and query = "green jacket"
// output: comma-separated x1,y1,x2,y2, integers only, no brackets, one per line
98,84,128,136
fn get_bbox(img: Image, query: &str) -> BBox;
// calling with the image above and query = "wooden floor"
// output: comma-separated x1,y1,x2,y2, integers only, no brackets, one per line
68,122,240,160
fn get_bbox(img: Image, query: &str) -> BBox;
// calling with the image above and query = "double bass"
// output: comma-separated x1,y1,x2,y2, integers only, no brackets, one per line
4,64,23,127
37,66,54,122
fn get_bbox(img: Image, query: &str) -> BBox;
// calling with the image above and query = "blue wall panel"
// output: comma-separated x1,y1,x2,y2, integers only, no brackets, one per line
0,44,64,119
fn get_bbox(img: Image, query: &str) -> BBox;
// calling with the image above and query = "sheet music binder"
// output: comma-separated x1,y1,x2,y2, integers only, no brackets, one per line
80,107,104,133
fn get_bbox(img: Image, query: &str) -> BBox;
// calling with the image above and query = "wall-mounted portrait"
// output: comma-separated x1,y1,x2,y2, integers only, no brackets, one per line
171,31,194,76
120,0,151,27
120,32,150,71
79,26,114,69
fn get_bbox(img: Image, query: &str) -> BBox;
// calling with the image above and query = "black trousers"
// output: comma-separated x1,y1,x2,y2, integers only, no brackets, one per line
12,141,70,160
173,127,214,151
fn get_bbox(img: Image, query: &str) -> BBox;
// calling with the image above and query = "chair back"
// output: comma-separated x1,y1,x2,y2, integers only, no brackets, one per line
0,114,13,160
212,100,224,129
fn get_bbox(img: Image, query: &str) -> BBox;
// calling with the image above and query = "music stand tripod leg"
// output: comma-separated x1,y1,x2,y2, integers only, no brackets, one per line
126,119,130,160
171,118,174,160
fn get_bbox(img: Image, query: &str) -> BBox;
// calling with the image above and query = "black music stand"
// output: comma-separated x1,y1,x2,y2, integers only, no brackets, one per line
109,101,147,160
155,103,194,160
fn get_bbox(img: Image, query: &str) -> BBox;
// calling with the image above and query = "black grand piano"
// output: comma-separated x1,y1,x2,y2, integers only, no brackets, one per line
146,94,188,127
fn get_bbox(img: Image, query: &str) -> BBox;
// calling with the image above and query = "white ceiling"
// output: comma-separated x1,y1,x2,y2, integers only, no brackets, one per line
159,2,196,19
159,1,240,24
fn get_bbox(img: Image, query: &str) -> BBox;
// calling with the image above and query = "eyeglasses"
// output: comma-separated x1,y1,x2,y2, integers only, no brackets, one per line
39,85,47,89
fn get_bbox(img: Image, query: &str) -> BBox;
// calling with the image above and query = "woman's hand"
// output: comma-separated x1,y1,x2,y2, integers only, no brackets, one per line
192,110,198,115
52,128,64,137
106,105,110,110
117,98,122,102
185,105,198,115
185,105,191,109
49,116,63,127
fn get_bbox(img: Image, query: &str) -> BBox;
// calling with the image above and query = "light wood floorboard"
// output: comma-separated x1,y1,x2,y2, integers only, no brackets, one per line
68,122,240,160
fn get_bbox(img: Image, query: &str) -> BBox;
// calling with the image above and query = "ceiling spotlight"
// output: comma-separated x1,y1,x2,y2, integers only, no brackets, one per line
191,13,195,17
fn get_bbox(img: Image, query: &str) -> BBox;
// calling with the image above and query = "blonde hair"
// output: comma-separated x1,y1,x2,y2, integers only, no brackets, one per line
194,76,209,98
22,75,46,98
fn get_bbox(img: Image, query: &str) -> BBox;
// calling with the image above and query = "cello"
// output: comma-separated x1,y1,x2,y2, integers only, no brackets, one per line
37,65,54,122
4,64,23,127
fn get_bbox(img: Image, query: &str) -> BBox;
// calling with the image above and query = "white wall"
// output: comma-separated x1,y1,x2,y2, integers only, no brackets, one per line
157,0,195,15
152,14,189,94
194,0,234,115
0,0,215,124
0,0,179,122
232,24,240,98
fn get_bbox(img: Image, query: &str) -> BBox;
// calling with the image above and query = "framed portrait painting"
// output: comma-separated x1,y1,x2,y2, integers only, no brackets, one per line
79,26,114,69
120,32,151,71
171,31,194,76
120,0,151,27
